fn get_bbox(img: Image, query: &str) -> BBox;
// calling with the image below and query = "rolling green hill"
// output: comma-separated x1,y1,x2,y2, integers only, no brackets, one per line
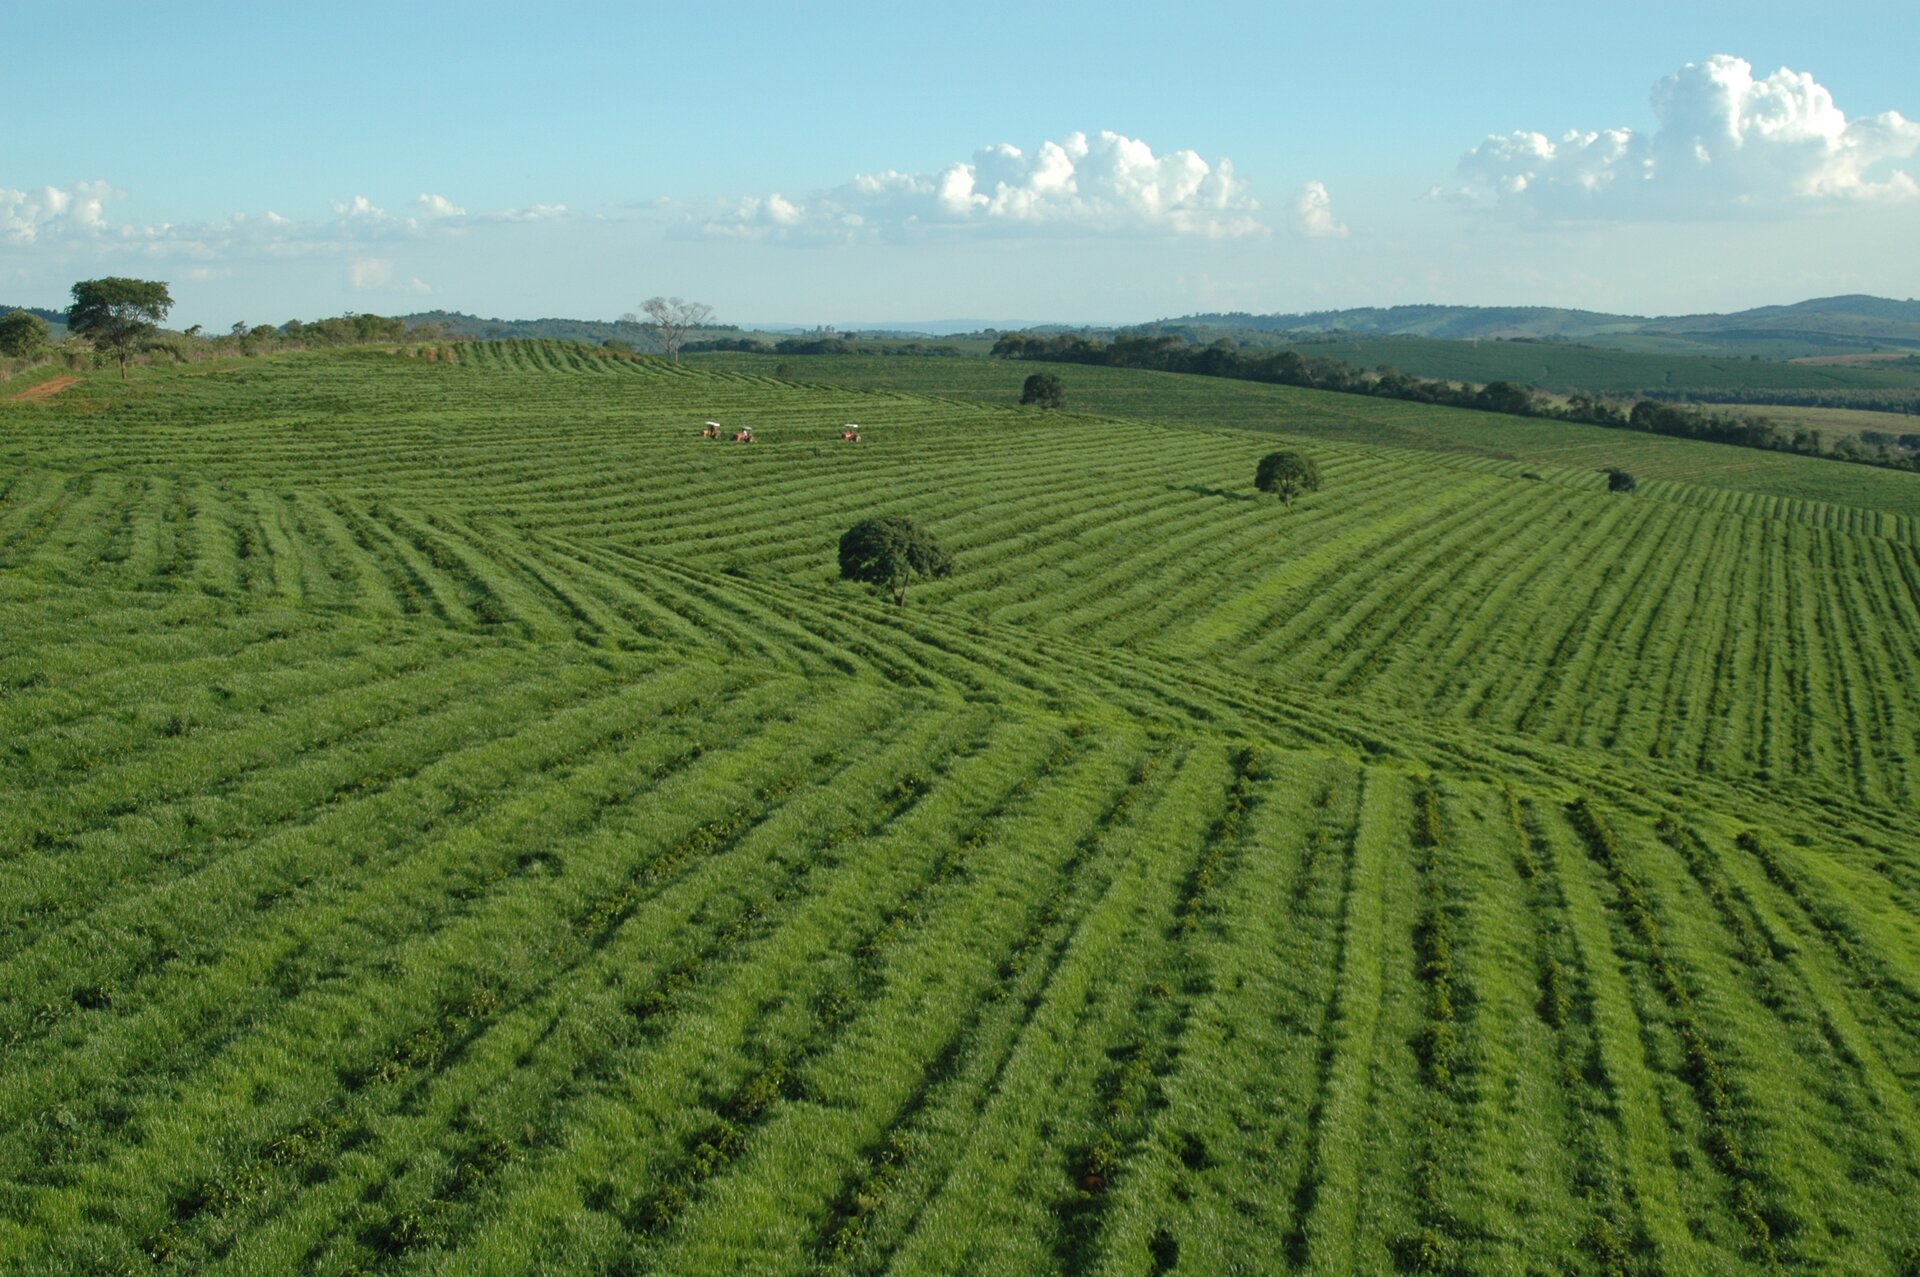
4,342,1918,1274
692,350,1920,519
1226,334,1920,399
1174,294,1920,356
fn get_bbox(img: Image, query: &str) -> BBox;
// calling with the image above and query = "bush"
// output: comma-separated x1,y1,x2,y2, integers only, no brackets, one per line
0,310,51,358
1255,450,1322,506
1606,468,1637,494
1020,372,1065,410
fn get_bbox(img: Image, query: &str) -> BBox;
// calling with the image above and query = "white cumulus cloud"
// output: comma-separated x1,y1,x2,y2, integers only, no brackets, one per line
1291,181,1347,237
1456,55,1920,217
697,130,1263,242
414,193,466,218
1,180,122,245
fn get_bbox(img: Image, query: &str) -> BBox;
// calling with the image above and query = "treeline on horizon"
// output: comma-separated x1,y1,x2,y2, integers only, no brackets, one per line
989,331,1920,474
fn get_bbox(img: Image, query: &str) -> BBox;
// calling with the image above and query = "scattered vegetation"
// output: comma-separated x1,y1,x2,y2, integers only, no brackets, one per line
3,339,1916,1274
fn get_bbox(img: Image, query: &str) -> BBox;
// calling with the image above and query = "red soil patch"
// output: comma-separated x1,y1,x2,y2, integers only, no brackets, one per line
9,375,80,401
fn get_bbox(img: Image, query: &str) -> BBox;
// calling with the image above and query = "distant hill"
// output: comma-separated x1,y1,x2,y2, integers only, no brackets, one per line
398,310,665,346
1169,295,1920,357
1,303,67,337
1170,304,1642,341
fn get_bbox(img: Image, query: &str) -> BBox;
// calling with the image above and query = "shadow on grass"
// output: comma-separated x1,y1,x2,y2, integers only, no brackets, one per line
1167,484,1256,502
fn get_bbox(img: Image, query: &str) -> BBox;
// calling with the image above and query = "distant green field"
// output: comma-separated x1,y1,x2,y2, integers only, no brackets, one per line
5,341,1919,1274
1262,334,1920,395
693,351,1920,520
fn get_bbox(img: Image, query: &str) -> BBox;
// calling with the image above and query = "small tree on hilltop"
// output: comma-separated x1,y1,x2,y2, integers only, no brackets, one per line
1255,450,1322,507
67,278,173,379
625,295,713,363
0,310,51,358
839,515,952,607
1606,467,1637,494
1020,371,1065,410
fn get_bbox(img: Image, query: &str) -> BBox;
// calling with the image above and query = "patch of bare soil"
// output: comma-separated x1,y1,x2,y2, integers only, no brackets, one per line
8,375,79,401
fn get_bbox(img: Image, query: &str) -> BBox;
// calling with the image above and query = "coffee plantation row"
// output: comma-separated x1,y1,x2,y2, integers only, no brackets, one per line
3,344,1917,1273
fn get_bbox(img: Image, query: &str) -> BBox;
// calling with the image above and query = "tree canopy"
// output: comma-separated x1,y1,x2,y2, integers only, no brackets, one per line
67,278,173,379
0,310,50,358
838,516,953,606
625,296,713,363
1606,468,1638,494
1255,450,1322,506
1020,371,1065,410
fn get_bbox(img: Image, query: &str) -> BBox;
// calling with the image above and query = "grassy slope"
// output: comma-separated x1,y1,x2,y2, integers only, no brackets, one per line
3,342,1918,1275
693,351,1920,520
1188,335,1920,395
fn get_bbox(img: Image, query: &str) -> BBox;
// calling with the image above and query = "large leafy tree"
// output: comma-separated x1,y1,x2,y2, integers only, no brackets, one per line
67,278,173,379
1254,450,1322,507
838,515,953,607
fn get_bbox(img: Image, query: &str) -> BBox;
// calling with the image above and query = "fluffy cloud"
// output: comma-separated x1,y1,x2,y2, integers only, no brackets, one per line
698,130,1263,242
413,193,466,219
1457,55,1920,216
1,181,122,245
1291,181,1347,238
0,183,573,270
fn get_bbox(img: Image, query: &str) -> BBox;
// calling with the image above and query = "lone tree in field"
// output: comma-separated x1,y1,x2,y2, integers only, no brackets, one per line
625,296,713,363
1020,371,1065,410
839,515,953,607
67,278,173,379
1606,467,1637,494
1255,450,1322,507
0,310,51,358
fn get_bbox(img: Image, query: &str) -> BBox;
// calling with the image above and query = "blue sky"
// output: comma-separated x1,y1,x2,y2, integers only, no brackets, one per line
5,1,1917,328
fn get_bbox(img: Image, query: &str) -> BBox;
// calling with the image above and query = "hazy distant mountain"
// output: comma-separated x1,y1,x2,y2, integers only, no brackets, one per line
1169,304,1642,340
1168,295,1920,354
398,310,658,345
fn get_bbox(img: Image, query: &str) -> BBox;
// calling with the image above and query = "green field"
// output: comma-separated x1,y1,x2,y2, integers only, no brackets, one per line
1224,335,1920,397
5,341,1920,1274
694,351,1920,519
